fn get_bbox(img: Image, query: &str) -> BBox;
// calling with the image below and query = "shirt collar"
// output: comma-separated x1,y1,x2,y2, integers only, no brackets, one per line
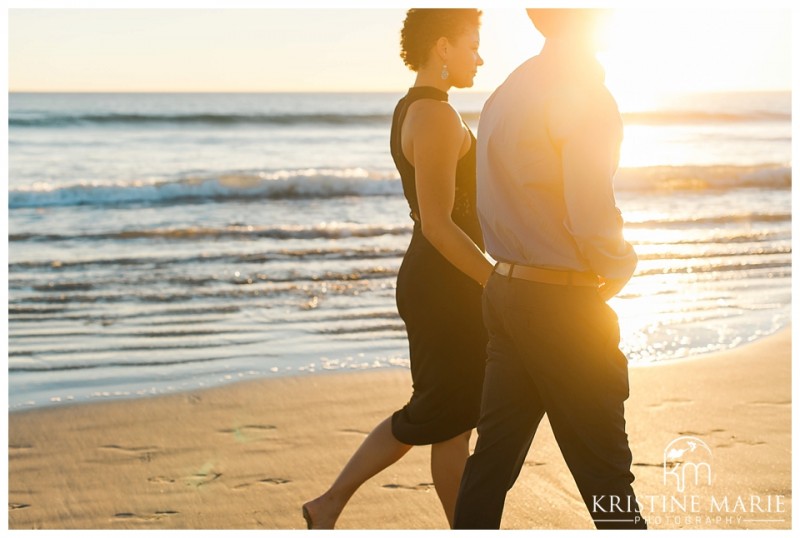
539,37,605,84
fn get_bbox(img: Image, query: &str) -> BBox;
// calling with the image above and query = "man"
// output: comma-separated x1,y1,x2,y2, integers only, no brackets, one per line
453,9,646,530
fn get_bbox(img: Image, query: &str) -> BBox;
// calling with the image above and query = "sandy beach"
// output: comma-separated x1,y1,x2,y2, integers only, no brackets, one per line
7,7,792,534
8,328,791,530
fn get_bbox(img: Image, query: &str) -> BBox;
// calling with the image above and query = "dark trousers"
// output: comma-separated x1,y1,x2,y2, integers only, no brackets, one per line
453,272,646,530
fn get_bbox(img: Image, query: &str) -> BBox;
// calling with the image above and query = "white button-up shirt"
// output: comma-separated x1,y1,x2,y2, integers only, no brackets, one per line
477,37,637,281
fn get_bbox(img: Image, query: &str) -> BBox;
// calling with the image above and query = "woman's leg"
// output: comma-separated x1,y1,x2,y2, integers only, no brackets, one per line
302,416,412,529
430,430,472,528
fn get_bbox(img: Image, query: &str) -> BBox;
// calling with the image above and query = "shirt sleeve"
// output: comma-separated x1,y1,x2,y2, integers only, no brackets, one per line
554,85,638,281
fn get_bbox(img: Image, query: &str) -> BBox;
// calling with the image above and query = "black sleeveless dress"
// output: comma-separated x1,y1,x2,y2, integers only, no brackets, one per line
389,86,488,445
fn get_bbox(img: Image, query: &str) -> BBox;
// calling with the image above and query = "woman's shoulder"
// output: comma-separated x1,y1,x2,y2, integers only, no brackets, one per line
404,98,463,140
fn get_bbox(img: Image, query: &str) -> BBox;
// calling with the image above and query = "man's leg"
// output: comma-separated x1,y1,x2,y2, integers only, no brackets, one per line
453,274,545,529
508,284,646,529
545,391,645,529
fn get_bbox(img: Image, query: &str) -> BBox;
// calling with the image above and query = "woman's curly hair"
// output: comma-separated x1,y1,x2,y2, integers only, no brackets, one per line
400,9,482,72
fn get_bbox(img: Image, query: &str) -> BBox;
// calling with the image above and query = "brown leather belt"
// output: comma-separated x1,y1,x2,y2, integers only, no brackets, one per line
494,262,598,287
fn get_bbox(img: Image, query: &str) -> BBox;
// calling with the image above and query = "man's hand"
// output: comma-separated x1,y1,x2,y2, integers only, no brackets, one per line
598,277,629,302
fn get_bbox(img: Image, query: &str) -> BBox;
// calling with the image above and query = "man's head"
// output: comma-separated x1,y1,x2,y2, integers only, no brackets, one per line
526,8,609,47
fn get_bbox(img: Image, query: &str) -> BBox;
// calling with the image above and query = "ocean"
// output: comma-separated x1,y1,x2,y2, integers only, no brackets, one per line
7,90,791,410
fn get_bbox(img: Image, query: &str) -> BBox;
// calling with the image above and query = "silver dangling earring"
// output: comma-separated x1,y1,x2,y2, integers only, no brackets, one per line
441,64,449,80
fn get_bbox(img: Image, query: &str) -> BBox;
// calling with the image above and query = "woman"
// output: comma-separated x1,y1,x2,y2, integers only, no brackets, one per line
302,9,494,529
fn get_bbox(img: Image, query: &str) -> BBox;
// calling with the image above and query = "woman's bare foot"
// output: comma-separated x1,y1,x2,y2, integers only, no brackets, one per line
302,493,344,529
302,504,314,529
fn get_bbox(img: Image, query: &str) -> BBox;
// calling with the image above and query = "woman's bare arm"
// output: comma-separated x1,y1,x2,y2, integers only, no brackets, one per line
403,99,494,287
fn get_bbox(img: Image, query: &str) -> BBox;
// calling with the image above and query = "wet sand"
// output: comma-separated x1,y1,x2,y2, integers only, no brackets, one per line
8,328,791,530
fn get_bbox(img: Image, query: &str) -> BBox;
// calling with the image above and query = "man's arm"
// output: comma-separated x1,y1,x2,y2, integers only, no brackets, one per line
548,84,637,298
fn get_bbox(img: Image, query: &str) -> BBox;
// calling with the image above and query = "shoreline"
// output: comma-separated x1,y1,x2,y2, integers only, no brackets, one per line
8,328,791,529
8,326,789,415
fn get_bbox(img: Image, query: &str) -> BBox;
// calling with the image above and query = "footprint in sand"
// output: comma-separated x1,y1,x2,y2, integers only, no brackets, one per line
8,445,33,460
101,444,159,452
148,462,223,488
381,482,434,491
677,428,726,436
113,510,179,522
523,461,547,467
232,477,292,489
647,398,693,409
147,476,177,484
185,471,222,488
98,445,160,463
715,437,767,449
182,461,222,488
217,424,277,443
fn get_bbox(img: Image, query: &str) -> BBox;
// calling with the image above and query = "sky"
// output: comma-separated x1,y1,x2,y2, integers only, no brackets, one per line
6,4,794,96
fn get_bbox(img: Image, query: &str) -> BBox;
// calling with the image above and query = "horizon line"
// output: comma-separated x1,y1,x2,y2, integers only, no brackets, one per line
8,88,793,95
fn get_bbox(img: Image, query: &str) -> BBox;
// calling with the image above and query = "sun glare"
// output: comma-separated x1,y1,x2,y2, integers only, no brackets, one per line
598,8,789,111
480,8,788,112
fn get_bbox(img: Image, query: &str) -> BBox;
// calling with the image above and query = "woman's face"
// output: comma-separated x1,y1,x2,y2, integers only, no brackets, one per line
445,26,483,88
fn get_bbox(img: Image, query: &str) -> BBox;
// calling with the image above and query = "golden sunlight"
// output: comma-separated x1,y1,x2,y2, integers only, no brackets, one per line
599,8,789,109
480,8,788,112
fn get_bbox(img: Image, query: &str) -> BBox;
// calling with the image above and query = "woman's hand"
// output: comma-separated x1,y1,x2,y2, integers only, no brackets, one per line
402,98,494,287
